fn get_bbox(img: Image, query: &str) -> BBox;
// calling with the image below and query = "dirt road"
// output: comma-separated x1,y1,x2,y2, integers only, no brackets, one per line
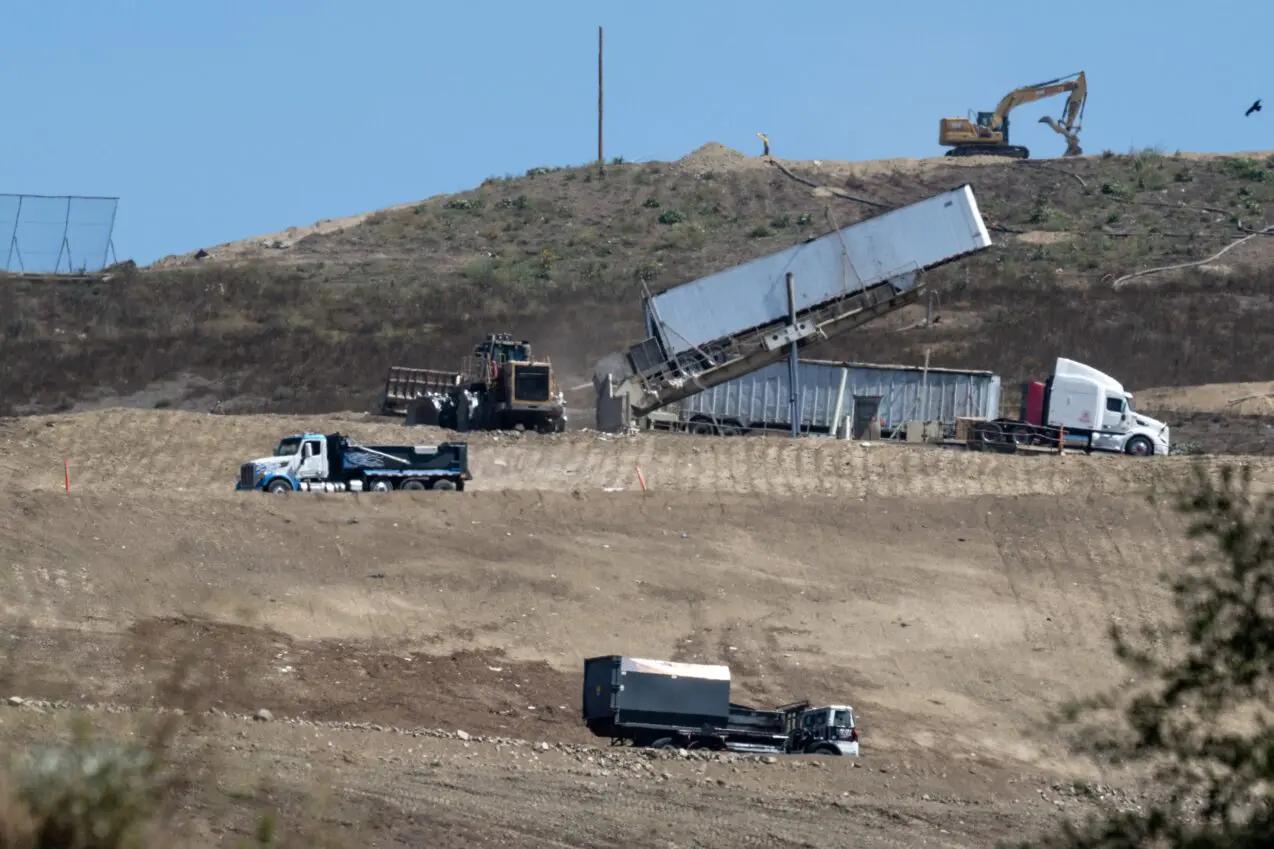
0,408,1233,846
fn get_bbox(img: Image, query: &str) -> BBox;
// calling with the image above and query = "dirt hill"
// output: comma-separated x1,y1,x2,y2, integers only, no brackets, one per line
4,145,1274,426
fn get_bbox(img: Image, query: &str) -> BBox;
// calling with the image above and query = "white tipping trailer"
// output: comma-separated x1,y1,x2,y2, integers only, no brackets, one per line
601,185,993,429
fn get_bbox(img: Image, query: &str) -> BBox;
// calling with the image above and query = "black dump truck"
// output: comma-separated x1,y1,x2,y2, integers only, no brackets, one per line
236,431,472,493
582,655,859,756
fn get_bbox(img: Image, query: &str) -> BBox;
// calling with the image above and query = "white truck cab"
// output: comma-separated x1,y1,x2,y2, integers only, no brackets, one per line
1047,359,1170,456
237,433,334,493
796,705,860,756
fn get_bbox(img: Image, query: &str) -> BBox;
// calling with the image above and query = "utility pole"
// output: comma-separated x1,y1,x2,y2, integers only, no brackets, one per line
786,271,800,439
597,25,605,178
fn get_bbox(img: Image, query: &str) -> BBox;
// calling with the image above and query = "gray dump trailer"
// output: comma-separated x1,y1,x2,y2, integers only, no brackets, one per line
582,655,859,756
641,359,1000,439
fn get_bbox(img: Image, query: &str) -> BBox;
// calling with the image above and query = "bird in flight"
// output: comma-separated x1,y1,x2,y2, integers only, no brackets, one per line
1246,99,1262,117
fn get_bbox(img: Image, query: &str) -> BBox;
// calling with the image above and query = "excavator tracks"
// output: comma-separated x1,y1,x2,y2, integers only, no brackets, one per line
945,144,1030,160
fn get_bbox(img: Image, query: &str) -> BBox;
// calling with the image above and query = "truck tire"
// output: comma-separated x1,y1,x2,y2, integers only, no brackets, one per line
368,478,393,493
1125,436,1154,457
431,479,457,492
808,744,841,756
400,480,427,491
649,737,678,750
1008,424,1035,446
265,479,293,494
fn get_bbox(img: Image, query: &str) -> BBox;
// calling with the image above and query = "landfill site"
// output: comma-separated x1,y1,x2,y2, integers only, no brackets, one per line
7,77,1274,846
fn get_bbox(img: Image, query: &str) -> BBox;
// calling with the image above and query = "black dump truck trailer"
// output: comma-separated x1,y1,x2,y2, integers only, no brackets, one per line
581,655,859,756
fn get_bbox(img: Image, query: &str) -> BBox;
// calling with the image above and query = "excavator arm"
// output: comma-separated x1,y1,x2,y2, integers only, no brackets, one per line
940,71,1087,159
986,72,1086,132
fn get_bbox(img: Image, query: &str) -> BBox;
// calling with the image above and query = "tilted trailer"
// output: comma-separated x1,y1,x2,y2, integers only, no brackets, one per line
597,184,994,431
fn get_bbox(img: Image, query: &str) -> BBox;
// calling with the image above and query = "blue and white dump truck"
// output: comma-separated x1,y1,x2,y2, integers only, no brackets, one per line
236,432,472,493
582,655,859,756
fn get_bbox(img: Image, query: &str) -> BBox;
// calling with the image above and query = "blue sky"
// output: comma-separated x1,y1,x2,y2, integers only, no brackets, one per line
0,0,1268,269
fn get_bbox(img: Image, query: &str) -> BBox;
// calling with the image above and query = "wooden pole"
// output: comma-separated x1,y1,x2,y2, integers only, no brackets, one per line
598,26,605,177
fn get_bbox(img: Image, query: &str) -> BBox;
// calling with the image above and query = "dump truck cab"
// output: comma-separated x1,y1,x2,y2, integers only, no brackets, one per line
236,432,331,492
789,704,860,756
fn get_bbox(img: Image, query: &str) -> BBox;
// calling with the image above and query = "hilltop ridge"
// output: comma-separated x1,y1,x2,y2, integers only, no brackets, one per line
5,143,1274,420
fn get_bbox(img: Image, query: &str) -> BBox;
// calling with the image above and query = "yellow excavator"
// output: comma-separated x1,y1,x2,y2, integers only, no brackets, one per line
939,71,1087,160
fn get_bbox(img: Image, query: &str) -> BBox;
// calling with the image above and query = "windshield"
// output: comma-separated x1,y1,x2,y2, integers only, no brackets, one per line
514,366,551,402
1125,393,1136,413
274,437,302,457
833,709,854,728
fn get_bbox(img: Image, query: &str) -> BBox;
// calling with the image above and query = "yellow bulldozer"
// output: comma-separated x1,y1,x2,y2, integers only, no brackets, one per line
380,333,567,433
939,71,1087,160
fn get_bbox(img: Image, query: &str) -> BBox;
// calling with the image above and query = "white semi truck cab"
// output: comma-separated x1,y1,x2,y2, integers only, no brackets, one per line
1010,358,1170,456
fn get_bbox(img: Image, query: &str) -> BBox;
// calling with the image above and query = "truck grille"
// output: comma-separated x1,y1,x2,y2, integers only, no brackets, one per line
239,463,256,489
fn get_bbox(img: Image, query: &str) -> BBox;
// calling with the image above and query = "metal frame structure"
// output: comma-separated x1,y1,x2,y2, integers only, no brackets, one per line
2,193,120,275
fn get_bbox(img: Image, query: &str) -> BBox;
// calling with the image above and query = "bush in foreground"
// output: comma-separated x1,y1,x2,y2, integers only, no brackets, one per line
1018,462,1274,847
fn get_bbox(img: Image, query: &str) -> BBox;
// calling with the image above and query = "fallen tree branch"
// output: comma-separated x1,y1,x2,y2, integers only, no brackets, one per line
1019,161,1089,189
1225,393,1274,408
764,157,892,210
1110,224,1274,288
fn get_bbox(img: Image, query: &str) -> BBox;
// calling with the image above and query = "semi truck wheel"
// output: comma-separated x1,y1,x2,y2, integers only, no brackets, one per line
400,480,427,491
265,479,293,494
808,744,841,756
649,737,678,750
431,479,457,492
1125,436,1153,457
368,479,393,493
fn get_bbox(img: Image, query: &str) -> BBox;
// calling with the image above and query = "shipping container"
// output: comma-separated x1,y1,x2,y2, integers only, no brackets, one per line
648,359,1001,438
642,185,992,361
582,656,732,737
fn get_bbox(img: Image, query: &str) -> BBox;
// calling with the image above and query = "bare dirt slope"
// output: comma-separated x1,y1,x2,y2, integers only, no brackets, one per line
1,705,1112,849
3,482,1188,846
1140,380,1274,415
0,407,1248,846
